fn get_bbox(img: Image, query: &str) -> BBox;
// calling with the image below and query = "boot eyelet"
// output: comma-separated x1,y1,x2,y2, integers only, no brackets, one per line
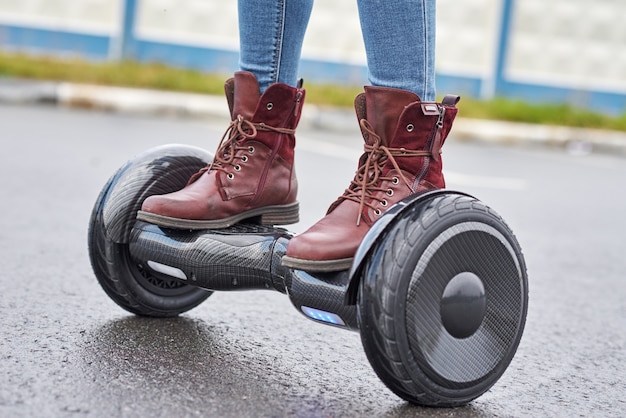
248,146,255,153
392,177,399,185
234,165,241,172
374,209,382,216
227,173,235,180
381,200,388,207
241,155,248,163
266,102,274,110
386,189,394,196
406,124,414,132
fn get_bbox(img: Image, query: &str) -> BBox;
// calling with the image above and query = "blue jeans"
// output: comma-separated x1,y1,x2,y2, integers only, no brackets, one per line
238,0,436,101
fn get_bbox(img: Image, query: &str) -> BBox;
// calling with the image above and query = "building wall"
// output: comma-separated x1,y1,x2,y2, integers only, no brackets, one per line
509,0,626,91
0,0,624,114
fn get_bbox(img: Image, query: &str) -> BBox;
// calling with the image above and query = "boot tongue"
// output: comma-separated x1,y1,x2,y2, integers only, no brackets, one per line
364,86,420,146
232,71,261,120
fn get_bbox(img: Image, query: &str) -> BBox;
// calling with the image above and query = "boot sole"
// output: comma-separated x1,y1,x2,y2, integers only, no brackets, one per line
281,255,353,272
136,202,299,230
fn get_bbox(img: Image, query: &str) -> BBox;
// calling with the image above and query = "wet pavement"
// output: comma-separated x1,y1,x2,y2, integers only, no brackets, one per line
1,104,625,417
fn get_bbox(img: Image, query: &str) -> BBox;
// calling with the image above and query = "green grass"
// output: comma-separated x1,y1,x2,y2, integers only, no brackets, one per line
0,52,228,95
459,97,626,132
1,51,625,132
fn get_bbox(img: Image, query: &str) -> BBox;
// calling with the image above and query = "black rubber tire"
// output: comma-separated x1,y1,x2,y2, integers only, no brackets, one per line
88,146,213,317
358,193,528,406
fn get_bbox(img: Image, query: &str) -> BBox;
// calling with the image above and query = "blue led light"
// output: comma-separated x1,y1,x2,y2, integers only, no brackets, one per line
301,306,346,326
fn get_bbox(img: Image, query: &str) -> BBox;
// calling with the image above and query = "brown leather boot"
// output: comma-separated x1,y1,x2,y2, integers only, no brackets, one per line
282,86,459,272
137,71,305,229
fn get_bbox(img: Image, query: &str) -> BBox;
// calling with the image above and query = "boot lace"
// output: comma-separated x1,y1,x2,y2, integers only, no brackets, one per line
339,119,430,226
187,115,296,184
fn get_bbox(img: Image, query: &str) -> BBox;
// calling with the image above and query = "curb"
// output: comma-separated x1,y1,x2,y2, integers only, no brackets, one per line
452,118,626,157
2,78,625,157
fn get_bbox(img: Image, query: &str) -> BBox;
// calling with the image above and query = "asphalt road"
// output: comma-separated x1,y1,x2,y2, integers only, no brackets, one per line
1,104,624,417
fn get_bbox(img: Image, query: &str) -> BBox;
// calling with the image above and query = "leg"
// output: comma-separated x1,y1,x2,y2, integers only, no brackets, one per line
357,0,436,100
283,0,461,271
138,0,313,229
238,0,314,92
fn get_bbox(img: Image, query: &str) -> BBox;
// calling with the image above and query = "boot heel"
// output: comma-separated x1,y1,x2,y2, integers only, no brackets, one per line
261,202,300,225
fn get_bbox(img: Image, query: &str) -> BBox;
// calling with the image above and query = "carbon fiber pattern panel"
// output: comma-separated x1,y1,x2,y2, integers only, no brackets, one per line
101,145,211,243
130,222,293,292
406,221,524,388
286,270,358,330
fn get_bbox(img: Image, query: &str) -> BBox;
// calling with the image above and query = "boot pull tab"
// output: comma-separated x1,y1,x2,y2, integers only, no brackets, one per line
442,94,461,107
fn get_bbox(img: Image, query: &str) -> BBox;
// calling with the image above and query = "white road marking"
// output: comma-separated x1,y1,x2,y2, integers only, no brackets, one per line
445,171,528,190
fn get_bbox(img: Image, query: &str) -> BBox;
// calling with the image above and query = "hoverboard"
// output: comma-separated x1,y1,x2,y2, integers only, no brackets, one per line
88,144,528,407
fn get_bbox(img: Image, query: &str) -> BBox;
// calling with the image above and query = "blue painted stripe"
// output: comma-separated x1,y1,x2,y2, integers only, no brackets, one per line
0,24,110,59
133,39,371,86
0,22,624,114
438,73,625,115
497,81,626,116
436,74,484,98
133,40,240,74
